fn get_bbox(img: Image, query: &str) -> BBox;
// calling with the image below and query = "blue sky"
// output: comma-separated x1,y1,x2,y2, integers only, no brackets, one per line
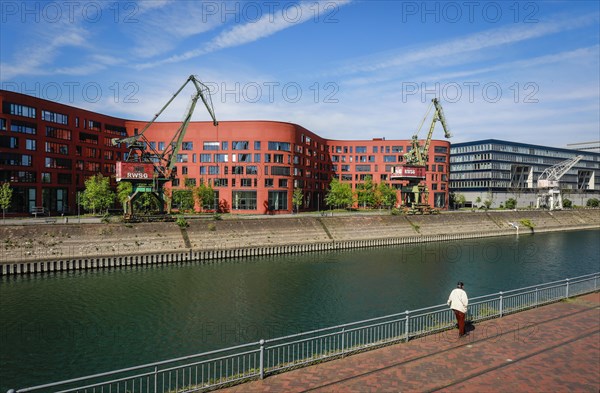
1,0,599,147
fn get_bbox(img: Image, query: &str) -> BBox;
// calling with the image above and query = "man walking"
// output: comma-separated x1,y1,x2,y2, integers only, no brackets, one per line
447,281,469,337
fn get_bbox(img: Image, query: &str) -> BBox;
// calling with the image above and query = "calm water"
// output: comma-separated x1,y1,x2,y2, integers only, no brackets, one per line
1,229,599,390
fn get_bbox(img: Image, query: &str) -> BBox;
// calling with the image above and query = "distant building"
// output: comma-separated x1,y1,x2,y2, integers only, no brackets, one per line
566,141,600,154
449,139,600,208
0,90,450,215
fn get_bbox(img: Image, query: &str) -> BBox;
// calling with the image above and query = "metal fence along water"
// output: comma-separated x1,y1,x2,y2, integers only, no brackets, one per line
8,272,598,393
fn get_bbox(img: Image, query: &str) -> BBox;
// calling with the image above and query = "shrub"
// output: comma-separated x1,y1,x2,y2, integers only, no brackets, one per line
586,198,599,208
176,215,188,228
519,219,535,229
505,198,517,209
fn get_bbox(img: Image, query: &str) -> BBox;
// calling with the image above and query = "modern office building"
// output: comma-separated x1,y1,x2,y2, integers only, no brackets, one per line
1,90,451,215
450,139,600,208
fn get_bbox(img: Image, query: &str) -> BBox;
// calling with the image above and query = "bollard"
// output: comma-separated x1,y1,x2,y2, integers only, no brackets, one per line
405,310,410,342
259,339,265,379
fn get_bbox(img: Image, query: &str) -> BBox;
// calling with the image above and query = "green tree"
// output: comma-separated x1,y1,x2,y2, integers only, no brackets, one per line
505,198,517,209
0,182,13,223
375,182,397,208
586,198,599,208
117,181,132,212
356,175,375,208
292,188,303,214
172,189,194,212
325,178,354,209
455,193,466,209
563,198,572,208
195,183,215,211
81,174,115,214
483,191,494,210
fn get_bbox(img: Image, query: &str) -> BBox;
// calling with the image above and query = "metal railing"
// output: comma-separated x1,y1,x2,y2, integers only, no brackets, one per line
8,272,598,393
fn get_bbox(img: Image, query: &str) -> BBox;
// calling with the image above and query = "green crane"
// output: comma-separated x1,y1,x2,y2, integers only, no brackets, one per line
113,75,218,219
391,98,451,214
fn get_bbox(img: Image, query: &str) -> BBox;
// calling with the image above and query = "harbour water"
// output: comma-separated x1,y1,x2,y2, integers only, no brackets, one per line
1,229,598,391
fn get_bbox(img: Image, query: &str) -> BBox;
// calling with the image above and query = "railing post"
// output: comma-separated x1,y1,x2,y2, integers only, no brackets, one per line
154,366,158,393
535,287,538,307
499,292,503,318
259,339,265,380
596,274,598,291
405,310,410,342
565,278,570,299
341,328,346,356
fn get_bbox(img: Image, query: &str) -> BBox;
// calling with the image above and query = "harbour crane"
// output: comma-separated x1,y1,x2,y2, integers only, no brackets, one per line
536,155,582,210
113,75,218,218
390,98,452,214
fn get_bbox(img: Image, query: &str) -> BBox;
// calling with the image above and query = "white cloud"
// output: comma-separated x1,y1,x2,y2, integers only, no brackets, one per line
0,23,89,78
136,0,352,69
127,2,223,59
335,14,599,76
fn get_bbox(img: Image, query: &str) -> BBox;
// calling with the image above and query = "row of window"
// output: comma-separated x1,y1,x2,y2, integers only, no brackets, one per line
451,143,598,162
4,104,127,135
231,190,287,210
169,189,288,211
0,153,114,172
195,141,292,152
330,145,449,154
195,165,292,176
184,141,449,157
185,178,289,189
192,153,293,164
2,134,121,160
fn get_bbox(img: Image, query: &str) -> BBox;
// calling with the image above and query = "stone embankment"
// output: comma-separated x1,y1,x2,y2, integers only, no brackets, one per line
1,210,598,275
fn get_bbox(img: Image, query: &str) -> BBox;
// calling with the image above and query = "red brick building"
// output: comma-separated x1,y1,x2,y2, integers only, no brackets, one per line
1,90,450,215
0,91,128,214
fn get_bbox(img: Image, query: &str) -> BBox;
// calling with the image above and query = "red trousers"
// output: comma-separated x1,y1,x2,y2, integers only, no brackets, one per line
453,309,466,336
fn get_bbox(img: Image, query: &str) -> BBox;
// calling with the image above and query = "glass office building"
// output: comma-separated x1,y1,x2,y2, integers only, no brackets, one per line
450,139,600,208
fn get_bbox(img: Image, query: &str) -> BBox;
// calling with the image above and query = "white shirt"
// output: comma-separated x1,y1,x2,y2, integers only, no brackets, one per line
447,288,468,313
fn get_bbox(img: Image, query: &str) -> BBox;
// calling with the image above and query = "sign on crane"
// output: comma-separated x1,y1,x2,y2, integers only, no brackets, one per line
112,75,218,219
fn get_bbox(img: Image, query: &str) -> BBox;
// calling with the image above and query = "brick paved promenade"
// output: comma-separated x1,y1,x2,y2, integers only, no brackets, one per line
221,292,600,393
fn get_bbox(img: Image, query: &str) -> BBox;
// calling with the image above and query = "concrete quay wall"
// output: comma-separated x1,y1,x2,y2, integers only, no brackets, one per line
1,210,598,276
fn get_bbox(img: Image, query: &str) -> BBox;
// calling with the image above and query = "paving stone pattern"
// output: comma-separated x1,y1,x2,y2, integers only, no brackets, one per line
220,292,600,393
